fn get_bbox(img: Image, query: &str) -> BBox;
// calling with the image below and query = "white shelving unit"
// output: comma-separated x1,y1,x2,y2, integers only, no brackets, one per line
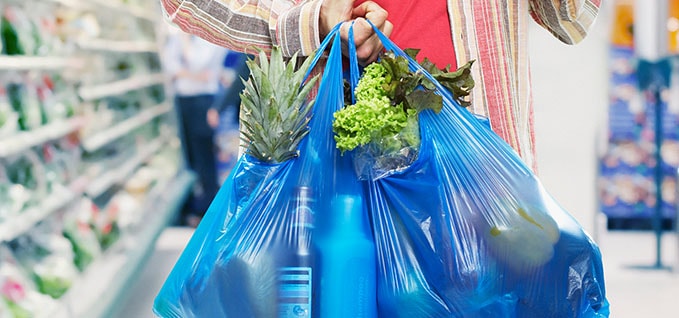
0,56,85,70
0,1,191,317
0,117,84,158
85,136,168,198
78,73,166,101
0,186,77,243
80,102,172,152
52,171,194,318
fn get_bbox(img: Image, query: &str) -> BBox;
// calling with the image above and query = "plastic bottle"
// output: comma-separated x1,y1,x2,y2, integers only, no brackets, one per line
278,186,316,318
1,9,24,55
317,194,377,318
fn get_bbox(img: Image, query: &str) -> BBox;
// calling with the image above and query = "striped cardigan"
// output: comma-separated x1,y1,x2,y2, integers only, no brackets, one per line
160,0,601,170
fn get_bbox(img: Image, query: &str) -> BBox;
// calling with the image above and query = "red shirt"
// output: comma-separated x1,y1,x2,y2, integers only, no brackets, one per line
355,0,456,70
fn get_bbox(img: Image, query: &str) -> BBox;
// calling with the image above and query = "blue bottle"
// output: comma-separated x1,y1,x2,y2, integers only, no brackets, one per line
278,186,316,318
317,194,377,318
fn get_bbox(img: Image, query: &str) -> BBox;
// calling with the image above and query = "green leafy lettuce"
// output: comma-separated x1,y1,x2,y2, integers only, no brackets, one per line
333,51,475,153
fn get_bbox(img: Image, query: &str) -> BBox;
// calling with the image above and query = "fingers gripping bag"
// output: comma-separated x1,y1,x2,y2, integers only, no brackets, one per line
154,25,379,318
332,23,610,317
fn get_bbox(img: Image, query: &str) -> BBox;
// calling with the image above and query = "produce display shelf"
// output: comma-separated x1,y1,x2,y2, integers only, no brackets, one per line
77,39,157,53
85,136,167,198
81,102,172,152
0,56,83,70
52,170,195,318
78,73,166,101
0,117,84,158
0,186,78,243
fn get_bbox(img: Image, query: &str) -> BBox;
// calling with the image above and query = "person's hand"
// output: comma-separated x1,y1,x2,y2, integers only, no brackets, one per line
319,0,393,65
175,69,211,82
207,108,220,128
319,0,354,39
346,1,392,65
194,70,212,82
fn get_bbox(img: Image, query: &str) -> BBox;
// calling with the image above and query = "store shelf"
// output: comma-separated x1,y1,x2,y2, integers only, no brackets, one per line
81,103,172,152
78,73,166,101
0,186,78,243
77,39,157,53
85,137,166,198
0,117,84,158
0,2,185,317
0,56,84,70
53,170,195,318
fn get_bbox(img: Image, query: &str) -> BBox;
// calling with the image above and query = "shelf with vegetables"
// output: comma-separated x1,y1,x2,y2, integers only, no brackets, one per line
78,73,166,102
1,1,191,317
1,124,175,229
80,101,171,152
84,133,170,198
1,146,191,318
54,170,194,318
0,116,84,158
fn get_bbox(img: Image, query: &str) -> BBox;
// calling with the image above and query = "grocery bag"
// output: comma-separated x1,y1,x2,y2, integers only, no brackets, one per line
344,22,610,317
153,25,378,318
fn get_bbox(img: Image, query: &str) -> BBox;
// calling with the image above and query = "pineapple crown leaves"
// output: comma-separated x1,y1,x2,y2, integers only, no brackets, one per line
239,46,319,163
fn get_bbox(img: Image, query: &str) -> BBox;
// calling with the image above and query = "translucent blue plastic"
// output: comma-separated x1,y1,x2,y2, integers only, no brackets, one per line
153,25,374,318
359,21,609,317
153,22,609,318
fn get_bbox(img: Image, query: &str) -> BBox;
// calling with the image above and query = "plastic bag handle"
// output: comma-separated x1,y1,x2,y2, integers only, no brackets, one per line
302,23,343,84
347,22,360,104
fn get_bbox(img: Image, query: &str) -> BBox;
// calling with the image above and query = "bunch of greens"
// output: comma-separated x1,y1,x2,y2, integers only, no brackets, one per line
332,50,474,175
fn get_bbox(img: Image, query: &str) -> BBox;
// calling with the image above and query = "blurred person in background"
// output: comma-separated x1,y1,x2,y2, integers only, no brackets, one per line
213,51,250,128
163,28,228,227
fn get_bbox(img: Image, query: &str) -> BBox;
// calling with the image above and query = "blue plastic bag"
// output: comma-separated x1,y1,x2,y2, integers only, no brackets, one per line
153,25,376,318
154,21,609,317
348,22,609,317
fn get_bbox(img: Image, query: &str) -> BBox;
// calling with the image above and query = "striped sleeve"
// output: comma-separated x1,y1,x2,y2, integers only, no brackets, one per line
528,0,601,44
159,0,323,57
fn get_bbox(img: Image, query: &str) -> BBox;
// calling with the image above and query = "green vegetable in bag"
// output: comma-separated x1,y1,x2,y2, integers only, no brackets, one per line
333,51,474,154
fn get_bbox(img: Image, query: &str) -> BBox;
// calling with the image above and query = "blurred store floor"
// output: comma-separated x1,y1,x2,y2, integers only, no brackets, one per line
117,3,679,318
116,227,193,318
598,230,679,318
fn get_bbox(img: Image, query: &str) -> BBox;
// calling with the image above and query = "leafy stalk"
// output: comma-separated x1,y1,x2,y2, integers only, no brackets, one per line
334,50,476,154
239,46,319,163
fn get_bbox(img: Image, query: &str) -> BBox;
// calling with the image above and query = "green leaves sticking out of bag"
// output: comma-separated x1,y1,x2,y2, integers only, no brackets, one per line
239,46,319,164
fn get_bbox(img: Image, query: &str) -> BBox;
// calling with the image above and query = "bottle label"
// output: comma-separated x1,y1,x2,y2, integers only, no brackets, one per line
293,186,315,230
278,266,312,317
293,205,314,229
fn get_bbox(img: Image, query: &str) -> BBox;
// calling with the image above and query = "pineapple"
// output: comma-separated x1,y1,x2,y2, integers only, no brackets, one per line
239,46,319,163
